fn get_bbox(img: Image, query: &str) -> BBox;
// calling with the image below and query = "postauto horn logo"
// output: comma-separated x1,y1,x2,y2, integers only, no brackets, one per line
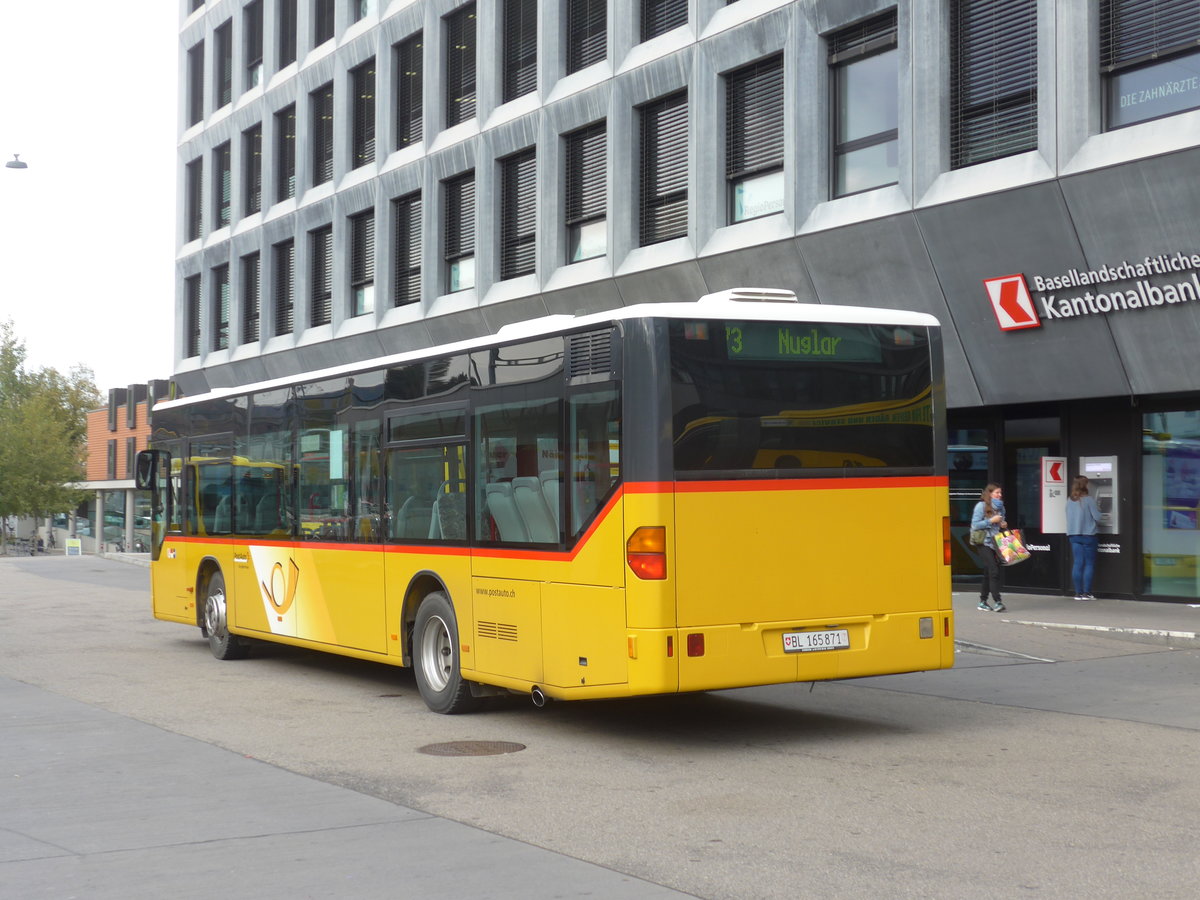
983,274,1041,331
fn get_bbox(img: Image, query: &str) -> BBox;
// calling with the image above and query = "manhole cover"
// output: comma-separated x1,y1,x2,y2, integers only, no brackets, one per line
417,740,526,757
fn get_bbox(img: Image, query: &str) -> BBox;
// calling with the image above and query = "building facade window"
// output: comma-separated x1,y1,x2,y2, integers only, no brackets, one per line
310,225,333,326
1142,408,1200,599
354,0,376,23
446,3,477,127
214,142,231,228
444,172,475,292
125,437,137,480
185,275,202,357
1102,0,1200,129
279,0,298,69
243,124,262,216
314,0,335,46
639,91,688,246
500,148,536,279
829,13,898,197
393,192,421,307
567,0,606,73
212,263,230,351
244,0,264,89
186,41,205,126
311,81,334,186
107,440,118,481
396,33,424,148
503,0,537,102
242,252,261,343
350,209,375,316
642,0,687,42
950,0,1038,169
352,58,376,168
185,157,203,241
273,240,295,335
275,104,296,201
726,55,785,222
565,121,606,262
215,20,233,108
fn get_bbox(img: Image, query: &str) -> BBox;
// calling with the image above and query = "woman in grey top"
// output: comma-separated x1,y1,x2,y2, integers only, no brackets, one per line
1066,475,1102,600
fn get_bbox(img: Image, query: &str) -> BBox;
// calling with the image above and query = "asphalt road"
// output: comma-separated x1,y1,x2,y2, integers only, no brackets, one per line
2,556,1198,898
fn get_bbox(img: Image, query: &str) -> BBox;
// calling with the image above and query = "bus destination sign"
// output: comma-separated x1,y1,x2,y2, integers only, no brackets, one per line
724,323,884,363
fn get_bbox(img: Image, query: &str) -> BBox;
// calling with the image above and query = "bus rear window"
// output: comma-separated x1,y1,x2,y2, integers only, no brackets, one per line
670,320,935,474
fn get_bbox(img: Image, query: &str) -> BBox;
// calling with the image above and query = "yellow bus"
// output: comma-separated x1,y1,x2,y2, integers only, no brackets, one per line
136,289,953,713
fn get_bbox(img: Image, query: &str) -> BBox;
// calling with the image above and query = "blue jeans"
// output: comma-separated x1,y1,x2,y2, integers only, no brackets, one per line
1069,535,1099,594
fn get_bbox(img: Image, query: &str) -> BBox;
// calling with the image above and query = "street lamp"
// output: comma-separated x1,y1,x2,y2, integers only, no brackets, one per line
5,154,27,169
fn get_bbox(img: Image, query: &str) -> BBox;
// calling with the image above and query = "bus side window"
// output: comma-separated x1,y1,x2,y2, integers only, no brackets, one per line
569,387,621,536
474,398,562,545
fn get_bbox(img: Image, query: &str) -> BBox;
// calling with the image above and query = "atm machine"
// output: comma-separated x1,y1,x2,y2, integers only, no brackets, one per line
1080,456,1118,533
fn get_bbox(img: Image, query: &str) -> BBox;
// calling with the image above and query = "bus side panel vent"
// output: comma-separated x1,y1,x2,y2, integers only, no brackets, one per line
478,621,519,642
567,329,617,384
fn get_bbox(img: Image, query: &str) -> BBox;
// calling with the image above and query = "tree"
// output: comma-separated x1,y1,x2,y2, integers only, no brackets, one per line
0,320,100,545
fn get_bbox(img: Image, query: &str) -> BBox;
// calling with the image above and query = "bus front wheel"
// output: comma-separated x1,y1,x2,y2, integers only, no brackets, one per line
412,592,476,714
203,570,250,661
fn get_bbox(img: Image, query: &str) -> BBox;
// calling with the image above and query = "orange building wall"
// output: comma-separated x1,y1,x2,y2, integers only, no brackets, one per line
85,401,153,483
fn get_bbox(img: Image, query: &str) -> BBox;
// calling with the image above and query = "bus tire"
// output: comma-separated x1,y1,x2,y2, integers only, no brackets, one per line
412,591,476,714
203,570,250,661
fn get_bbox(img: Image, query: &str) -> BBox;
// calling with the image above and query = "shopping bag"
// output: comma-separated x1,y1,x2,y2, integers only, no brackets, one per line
994,529,1031,566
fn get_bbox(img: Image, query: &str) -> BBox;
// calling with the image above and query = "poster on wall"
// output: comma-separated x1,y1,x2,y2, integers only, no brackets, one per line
1163,444,1200,530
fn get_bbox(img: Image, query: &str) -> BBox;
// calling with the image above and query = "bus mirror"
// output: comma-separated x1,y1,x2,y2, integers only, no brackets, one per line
134,450,164,490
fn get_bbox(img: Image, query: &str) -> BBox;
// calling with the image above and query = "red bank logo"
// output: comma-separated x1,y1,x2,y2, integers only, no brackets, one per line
983,274,1041,331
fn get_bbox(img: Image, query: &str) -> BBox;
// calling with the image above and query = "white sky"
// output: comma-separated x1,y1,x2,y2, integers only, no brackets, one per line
0,2,179,392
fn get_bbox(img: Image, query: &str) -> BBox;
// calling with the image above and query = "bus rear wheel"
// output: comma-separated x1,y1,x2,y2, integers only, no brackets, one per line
203,570,250,661
413,591,476,714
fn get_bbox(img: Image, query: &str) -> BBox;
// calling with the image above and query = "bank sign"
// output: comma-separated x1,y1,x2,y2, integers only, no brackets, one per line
983,251,1200,332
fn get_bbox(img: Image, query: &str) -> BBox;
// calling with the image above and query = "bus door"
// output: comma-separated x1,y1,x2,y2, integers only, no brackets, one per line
234,388,297,639
292,418,387,653
139,441,193,625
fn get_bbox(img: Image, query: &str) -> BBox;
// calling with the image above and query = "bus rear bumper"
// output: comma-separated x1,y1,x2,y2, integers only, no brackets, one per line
674,610,955,693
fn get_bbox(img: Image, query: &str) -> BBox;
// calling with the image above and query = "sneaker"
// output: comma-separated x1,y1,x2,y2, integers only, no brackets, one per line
1074,594,1084,601
1083,593,1095,600
977,601,993,611
992,602,1007,612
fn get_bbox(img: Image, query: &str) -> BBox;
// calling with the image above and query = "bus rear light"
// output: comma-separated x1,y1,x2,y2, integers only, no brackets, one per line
666,635,674,657
627,526,667,580
686,633,705,657
919,617,933,639
942,516,951,565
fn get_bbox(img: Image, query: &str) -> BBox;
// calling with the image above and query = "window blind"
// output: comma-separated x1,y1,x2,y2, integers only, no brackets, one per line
396,33,423,147
1101,0,1200,69
393,192,422,307
567,0,606,73
310,226,333,326
566,122,606,227
950,0,1038,169
500,149,536,279
504,0,537,102
352,59,376,168
639,91,688,246
726,55,784,180
274,241,294,335
446,4,477,126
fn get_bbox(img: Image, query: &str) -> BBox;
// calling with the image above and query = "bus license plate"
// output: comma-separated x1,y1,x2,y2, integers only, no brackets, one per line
783,629,849,653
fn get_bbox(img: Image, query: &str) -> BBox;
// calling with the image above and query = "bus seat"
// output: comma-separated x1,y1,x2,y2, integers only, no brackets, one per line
486,482,528,542
434,492,466,541
212,495,231,534
254,493,281,533
513,477,557,543
394,496,433,540
539,470,561,529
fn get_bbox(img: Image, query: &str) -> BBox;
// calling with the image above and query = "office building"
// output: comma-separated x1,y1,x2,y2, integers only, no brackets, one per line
175,0,1200,601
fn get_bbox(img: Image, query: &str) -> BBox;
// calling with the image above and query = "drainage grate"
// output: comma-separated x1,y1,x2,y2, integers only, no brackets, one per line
417,740,526,757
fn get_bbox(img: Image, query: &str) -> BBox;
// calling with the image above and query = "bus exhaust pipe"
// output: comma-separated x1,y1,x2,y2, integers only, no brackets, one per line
531,685,547,708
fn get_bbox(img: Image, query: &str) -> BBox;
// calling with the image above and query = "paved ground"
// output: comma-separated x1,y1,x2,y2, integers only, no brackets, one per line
2,553,1197,899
